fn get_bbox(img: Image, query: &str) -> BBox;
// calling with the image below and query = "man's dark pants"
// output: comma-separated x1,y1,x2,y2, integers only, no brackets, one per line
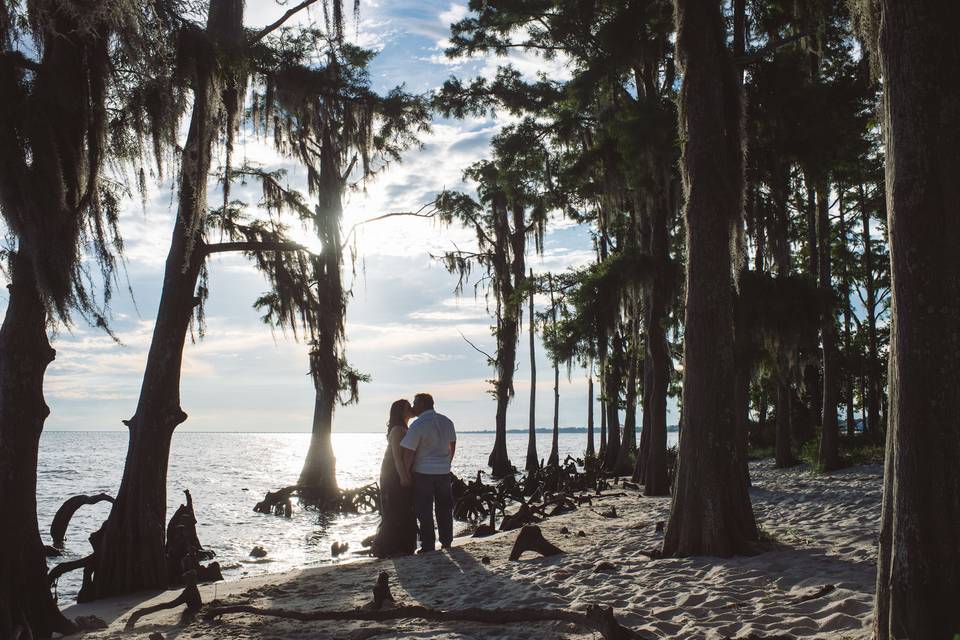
413,472,453,550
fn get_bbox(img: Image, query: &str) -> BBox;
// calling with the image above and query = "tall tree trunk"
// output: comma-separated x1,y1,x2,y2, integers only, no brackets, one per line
0,255,75,638
873,4,960,637
547,275,560,467
602,330,622,471
816,180,840,471
633,356,652,483
615,308,640,475
775,381,796,466
487,199,519,478
801,176,821,442
525,272,539,472
663,0,758,557
298,133,345,496
89,0,244,599
299,325,339,493
598,330,608,457
585,366,595,458
644,173,672,494
839,196,856,436
644,312,670,495
489,308,517,477
858,185,881,440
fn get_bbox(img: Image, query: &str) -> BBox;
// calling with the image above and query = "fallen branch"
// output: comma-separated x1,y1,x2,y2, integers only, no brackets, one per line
795,584,835,603
49,493,114,547
205,603,646,639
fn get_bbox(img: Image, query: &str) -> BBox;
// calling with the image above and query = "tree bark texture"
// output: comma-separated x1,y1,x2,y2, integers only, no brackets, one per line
873,3,960,638
0,256,75,637
663,0,758,557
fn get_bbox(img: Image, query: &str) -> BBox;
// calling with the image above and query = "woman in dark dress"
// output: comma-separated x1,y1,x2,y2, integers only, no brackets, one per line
371,399,417,557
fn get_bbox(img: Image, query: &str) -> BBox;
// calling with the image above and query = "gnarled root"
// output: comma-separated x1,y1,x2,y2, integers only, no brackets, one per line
49,493,114,548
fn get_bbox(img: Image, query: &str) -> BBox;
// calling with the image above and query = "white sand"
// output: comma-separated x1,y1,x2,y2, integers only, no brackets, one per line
65,460,881,639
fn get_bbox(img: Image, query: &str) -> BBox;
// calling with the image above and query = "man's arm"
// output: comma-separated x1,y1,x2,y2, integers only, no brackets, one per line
449,440,456,462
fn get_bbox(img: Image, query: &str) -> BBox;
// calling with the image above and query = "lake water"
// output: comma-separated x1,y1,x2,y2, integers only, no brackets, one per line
38,430,677,604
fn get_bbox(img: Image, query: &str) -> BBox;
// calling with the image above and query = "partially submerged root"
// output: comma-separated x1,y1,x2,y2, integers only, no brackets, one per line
49,493,114,548
204,602,646,640
254,484,380,515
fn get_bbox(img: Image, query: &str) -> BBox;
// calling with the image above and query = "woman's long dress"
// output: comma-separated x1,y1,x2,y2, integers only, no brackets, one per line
372,425,417,557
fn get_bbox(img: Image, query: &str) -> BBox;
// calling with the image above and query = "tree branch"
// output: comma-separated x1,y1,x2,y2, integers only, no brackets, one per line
460,331,496,364
340,201,439,249
248,0,323,45
204,241,309,256
736,32,812,66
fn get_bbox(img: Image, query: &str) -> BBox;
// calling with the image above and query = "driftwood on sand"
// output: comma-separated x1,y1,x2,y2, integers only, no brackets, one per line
205,572,646,640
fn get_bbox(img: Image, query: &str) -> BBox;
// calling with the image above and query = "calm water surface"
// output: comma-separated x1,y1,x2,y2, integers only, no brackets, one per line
38,430,676,604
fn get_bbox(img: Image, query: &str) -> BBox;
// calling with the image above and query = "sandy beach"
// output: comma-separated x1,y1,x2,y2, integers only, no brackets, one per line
64,461,882,640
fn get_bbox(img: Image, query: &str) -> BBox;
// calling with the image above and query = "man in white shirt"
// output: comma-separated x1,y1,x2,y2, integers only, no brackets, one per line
400,393,457,552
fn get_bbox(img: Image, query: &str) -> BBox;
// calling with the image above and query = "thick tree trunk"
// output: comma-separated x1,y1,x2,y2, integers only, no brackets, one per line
664,0,758,557
298,134,345,497
298,367,338,493
873,3,960,637
89,0,243,599
525,274,539,472
0,255,75,638
816,181,840,471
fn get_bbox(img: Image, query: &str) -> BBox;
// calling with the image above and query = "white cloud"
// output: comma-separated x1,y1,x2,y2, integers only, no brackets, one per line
389,352,460,363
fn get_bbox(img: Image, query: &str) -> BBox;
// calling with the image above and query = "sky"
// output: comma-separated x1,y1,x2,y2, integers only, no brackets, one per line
16,0,679,433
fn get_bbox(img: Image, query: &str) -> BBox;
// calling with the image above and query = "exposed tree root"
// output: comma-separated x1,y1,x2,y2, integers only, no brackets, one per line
49,493,114,548
254,484,380,515
509,525,564,560
204,602,647,639
124,571,202,630
371,571,394,610
48,554,93,586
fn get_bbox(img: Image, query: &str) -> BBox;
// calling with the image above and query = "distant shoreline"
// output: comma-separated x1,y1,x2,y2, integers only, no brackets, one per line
44,427,680,434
